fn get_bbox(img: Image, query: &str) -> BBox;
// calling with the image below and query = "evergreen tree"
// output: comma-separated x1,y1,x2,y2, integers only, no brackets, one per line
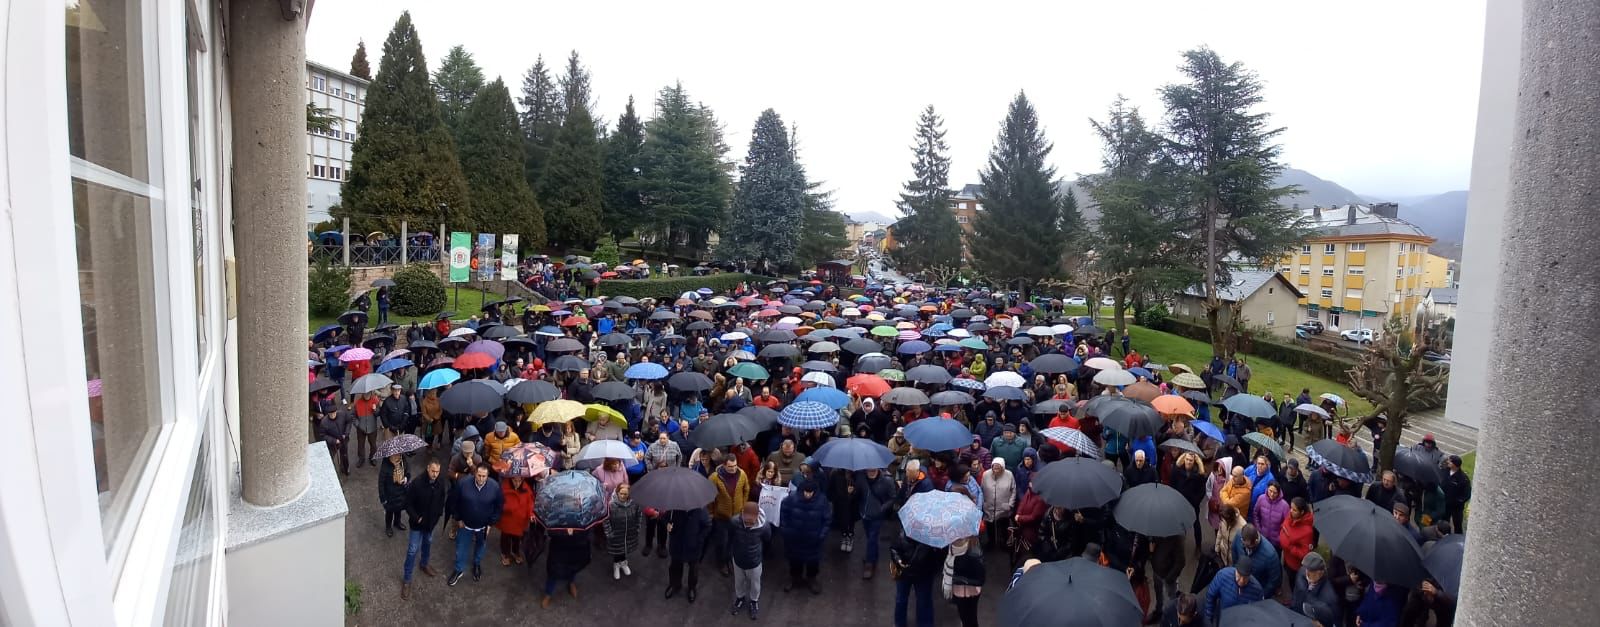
891,105,962,273
1161,47,1305,355
541,103,605,249
601,96,646,240
349,40,371,79
433,45,484,142
967,92,1077,299
457,78,545,248
557,51,596,126
720,110,806,270
518,56,562,197
338,11,469,233
637,83,732,255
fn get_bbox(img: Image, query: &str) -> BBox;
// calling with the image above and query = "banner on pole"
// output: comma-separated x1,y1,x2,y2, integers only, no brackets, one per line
501,234,519,280
476,233,496,281
448,232,471,283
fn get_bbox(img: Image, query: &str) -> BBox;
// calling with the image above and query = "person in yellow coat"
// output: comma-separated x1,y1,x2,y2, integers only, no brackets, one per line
1220,465,1255,520
709,456,751,576
482,421,522,464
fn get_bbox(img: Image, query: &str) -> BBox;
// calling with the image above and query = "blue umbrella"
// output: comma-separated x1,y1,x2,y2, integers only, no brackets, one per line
779,401,839,430
796,386,850,409
1191,419,1225,442
312,324,341,343
948,378,986,392
812,438,894,471
418,368,461,391
983,385,1027,401
934,344,962,352
897,340,932,355
1221,394,1277,419
898,490,981,548
376,358,414,374
903,418,972,451
624,362,669,380
1128,366,1153,380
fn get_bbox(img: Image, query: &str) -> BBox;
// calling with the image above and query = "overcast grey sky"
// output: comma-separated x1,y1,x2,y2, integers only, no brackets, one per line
308,0,1485,218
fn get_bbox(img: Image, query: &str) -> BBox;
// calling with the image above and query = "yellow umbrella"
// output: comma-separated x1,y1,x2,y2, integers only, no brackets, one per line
579,404,620,422
531,399,586,425
632,259,646,265
530,304,551,313
1167,363,1193,376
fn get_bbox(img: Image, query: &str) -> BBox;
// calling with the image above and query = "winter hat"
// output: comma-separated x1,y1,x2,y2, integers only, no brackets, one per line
1003,423,1017,433
460,440,476,454
1393,502,1411,516
494,421,508,434
991,458,1006,468
984,411,998,419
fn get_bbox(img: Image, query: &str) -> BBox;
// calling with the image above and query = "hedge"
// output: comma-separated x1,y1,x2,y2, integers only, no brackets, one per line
598,273,775,301
1161,318,1359,382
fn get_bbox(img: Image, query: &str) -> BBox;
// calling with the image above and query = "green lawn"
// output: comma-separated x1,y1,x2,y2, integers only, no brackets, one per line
1125,324,1376,417
310,287,507,331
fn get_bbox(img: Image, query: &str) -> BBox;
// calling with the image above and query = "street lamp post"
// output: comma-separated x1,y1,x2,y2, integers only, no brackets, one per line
1357,277,1381,330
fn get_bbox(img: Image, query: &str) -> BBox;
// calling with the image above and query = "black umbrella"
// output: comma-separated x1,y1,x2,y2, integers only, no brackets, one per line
1423,534,1465,595
684,320,714,332
439,379,506,415
736,405,781,431
649,310,679,321
842,338,882,354
373,322,400,334
1312,495,1427,586
435,311,456,321
502,336,535,350
758,344,800,360
482,325,519,340
1000,558,1142,627
1006,336,1034,346
689,414,760,449
506,379,561,404
1113,483,1195,537
1214,373,1243,391
984,386,1027,401
408,339,438,351
549,355,589,372
1220,599,1319,627
967,322,991,332
631,466,718,511
949,308,975,319
546,337,585,353
338,309,369,326
597,332,632,347
759,329,797,343
1392,446,1444,486
1029,353,1077,375
1032,458,1123,510
1075,325,1105,336
905,364,953,385
309,377,340,394
854,354,893,374
591,381,634,402
667,371,714,393
1099,399,1164,440
371,278,397,287
800,360,838,372
362,334,395,349
1180,390,1213,406
1158,437,1204,458
1307,439,1375,482
1033,399,1072,415
929,390,975,406
613,295,639,305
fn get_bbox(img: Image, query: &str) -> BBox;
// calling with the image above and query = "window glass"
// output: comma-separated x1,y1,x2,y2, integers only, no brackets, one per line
67,0,159,184
187,20,209,362
162,434,216,626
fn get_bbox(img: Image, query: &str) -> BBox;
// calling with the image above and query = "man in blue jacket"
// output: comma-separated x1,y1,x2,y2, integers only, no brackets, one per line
446,464,503,586
1204,555,1264,626
1231,525,1281,596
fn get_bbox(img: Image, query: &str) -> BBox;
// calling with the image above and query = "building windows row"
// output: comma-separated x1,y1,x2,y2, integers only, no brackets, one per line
1320,288,1334,298
308,74,365,102
1299,265,1310,275
1323,243,1337,254
1346,289,1364,299
1347,242,1366,251
1347,265,1365,275
1321,266,1335,277
1301,244,1311,254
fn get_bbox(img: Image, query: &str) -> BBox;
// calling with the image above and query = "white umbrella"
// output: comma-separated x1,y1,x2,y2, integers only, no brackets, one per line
449,327,478,338
679,291,699,301
778,316,803,325
842,307,861,317
350,373,394,395
577,439,636,463
1084,357,1121,371
720,332,749,342
1093,369,1137,387
1026,326,1055,337
1050,324,1074,335
947,328,972,338
802,372,835,387
808,341,841,353
984,371,1026,388
1295,403,1331,418
1320,393,1346,406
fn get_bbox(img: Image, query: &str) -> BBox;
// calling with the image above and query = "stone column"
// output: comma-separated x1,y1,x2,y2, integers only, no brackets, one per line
230,0,309,507
1457,0,1600,622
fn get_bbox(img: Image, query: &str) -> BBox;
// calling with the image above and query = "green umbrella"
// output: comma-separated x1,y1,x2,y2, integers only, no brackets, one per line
958,338,988,350
1242,432,1286,461
878,368,906,382
726,361,770,380
870,325,899,337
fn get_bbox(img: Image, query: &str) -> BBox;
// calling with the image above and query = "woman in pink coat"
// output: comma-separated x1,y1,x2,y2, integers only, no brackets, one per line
1205,457,1234,529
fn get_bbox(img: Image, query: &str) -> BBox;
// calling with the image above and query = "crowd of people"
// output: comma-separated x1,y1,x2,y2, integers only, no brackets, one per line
309,278,1471,626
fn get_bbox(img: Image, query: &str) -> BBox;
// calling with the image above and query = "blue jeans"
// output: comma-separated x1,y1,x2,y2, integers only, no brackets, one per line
894,576,934,627
454,527,488,573
861,519,883,564
403,529,432,582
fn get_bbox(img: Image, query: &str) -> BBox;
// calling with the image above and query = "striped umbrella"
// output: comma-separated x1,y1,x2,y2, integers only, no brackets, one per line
778,401,839,430
1040,427,1103,459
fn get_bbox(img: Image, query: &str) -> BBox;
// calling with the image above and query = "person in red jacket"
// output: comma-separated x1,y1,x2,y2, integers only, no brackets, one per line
1278,496,1316,592
497,474,536,566
1011,487,1049,558
1047,408,1082,455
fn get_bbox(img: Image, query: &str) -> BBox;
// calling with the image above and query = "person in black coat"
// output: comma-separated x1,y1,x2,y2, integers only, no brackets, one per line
943,537,986,626
379,385,411,437
1169,453,1208,552
780,477,832,594
540,528,592,609
378,454,409,537
666,506,712,602
1124,449,1159,489
317,408,352,476
891,534,945,627
401,459,448,597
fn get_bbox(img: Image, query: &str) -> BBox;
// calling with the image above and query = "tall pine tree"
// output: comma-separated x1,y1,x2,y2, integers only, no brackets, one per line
601,96,646,241
720,109,806,271
541,103,605,249
637,83,731,254
1161,48,1304,355
967,92,1077,299
556,51,597,127
433,45,484,143
349,40,371,79
457,78,545,248
891,105,962,273
518,56,562,197
339,11,469,233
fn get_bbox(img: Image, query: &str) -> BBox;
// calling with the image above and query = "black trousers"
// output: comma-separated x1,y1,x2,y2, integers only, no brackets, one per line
646,518,668,550
668,559,699,590
954,596,981,627
788,560,819,581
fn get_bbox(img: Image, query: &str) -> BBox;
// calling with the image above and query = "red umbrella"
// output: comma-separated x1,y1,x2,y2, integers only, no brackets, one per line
846,374,891,397
561,316,590,327
453,352,495,370
755,309,781,318
601,271,618,278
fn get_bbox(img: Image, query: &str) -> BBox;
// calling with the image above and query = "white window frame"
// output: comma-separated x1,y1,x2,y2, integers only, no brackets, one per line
1346,289,1364,299
1321,266,1335,277
1347,242,1366,251
1347,266,1365,275
1298,265,1310,275
1320,288,1334,298
1322,243,1336,255
1300,244,1311,254
1266,311,1275,325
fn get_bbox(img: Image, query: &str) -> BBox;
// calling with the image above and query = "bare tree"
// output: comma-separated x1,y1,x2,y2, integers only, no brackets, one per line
1345,315,1449,471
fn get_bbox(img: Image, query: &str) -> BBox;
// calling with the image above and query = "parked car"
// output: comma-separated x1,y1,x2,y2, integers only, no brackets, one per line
1340,328,1377,344
1065,296,1088,306
1297,320,1325,335
1423,350,1452,363
1100,296,1115,307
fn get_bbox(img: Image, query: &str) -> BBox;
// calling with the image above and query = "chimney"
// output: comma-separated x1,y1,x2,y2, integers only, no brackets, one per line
1371,202,1399,219
1312,205,1322,222
1347,205,1358,225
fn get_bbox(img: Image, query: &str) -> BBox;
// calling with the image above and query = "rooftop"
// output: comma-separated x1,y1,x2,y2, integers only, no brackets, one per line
1178,268,1302,303
1299,204,1433,241
1429,287,1459,305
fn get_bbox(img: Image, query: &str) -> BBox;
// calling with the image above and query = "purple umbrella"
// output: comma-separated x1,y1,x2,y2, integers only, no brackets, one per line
465,339,505,361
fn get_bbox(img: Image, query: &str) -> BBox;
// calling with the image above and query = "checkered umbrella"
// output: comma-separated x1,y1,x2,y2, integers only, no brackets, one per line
1039,427,1102,459
779,401,839,430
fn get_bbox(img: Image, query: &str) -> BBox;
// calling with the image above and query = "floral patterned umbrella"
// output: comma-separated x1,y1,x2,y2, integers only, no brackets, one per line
897,490,980,548
501,443,554,478
535,470,609,531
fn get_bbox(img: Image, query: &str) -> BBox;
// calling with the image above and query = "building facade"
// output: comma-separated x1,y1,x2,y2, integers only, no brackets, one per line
950,183,981,233
1422,252,1457,289
2,1,344,625
1171,270,1305,339
305,60,368,224
1276,203,1435,330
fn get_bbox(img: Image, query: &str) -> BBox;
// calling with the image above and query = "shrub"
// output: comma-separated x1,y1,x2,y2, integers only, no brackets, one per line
1161,318,1358,382
591,236,621,267
344,580,362,616
1135,303,1171,330
391,263,446,316
308,257,352,317
599,273,774,301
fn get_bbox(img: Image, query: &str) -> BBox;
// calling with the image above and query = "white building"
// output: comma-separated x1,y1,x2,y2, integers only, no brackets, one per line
306,60,367,224
2,1,344,625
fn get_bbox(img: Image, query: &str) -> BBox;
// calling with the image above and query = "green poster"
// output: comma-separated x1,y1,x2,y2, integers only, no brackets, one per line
449,232,470,283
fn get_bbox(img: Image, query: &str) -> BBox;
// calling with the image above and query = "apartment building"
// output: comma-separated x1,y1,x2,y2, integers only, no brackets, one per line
306,60,368,223
1277,203,1435,330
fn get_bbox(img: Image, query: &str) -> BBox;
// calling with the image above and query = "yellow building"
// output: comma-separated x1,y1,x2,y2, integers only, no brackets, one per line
1422,253,1456,289
1277,204,1436,330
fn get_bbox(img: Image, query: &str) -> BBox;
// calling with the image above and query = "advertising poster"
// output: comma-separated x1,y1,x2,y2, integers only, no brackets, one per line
448,232,470,283
501,234,519,280
476,233,495,281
